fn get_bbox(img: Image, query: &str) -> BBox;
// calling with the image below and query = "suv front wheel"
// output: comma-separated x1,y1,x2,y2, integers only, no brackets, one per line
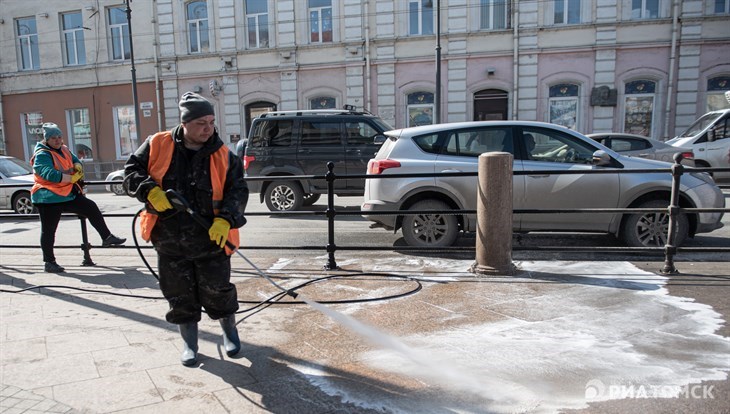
402,200,459,247
264,181,303,211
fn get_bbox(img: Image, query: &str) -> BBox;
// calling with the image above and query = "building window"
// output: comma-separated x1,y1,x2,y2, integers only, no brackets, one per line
246,0,269,48
407,92,434,126
108,7,130,61
479,0,508,29
62,12,86,66
553,0,581,24
21,112,44,160
706,76,730,111
549,83,580,130
66,109,93,160
409,0,434,35
309,0,332,43
624,80,656,137
631,0,660,19
113,106,137,159
16,17,40,70
310,96,336,109
187,1,209,53
715,0,730,13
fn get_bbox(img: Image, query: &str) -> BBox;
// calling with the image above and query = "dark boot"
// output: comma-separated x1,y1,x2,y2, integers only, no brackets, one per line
102,234,126,247
44,261,65,273
219,315,241,357
178,322,198,366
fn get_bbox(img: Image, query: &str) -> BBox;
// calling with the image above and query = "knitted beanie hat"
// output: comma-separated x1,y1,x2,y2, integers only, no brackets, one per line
179,92,215,122
42,123,63,140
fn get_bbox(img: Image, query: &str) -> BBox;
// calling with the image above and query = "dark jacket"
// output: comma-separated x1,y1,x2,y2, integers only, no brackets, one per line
124,125,248,255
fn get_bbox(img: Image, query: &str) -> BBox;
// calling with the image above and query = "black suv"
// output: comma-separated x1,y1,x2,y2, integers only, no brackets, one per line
244,107,391,211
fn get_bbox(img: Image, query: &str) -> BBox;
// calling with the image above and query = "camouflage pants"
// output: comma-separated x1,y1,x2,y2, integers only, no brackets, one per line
157,250,239,324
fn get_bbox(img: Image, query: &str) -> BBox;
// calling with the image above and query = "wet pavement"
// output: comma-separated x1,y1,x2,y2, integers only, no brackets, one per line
1,245,728,413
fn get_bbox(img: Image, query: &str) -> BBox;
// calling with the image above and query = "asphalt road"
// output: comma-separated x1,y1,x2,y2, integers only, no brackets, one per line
1,186,728,265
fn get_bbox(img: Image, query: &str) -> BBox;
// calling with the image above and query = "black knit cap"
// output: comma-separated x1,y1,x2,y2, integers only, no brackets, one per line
179,92,215,122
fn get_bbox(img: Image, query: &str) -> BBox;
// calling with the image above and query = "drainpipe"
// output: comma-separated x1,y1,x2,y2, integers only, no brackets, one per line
0,97,5,155
663,0,680,141
512,2,519,119
364,0,371,112
152,3,163,131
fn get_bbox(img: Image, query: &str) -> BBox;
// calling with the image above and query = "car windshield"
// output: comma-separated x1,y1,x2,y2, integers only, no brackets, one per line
0,158,33,177
676,112,723,138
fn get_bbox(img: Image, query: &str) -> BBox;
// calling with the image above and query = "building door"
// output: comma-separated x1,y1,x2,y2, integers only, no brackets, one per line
244,101,276,137
474,89,508,121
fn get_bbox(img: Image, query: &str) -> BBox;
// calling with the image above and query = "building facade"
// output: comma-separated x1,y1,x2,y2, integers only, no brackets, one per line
1,0,729,178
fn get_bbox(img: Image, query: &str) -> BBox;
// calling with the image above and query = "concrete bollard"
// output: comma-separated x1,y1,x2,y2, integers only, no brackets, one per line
470,152,515,275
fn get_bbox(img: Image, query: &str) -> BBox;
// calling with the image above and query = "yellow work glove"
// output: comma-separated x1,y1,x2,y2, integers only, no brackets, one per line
208,217,231,248
70,170,84,183
147,186,172,212
73,163,83,173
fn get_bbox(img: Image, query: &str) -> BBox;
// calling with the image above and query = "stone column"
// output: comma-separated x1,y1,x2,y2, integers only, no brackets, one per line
470,152,514,275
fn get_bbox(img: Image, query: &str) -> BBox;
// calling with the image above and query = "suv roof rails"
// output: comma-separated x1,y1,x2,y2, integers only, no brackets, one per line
258,105,371,118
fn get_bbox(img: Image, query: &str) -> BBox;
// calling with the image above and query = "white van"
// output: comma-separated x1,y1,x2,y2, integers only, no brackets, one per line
667,108,730,182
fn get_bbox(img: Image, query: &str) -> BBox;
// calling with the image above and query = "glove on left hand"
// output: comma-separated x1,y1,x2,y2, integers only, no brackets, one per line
209,217,231,248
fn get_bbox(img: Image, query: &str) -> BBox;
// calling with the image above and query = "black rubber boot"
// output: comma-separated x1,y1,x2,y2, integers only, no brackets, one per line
219,315,241,357
178,322,198,366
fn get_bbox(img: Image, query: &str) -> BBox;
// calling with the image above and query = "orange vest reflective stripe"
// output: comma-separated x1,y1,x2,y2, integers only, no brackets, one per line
30,146,77,197
139,132,239,255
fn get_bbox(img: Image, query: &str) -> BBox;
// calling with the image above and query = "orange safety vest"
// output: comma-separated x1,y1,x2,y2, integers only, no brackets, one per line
138,132,239,255
30,146,79,197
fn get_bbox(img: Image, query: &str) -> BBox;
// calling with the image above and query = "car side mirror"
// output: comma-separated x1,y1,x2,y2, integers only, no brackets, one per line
373,134,387,145
592,150,612,166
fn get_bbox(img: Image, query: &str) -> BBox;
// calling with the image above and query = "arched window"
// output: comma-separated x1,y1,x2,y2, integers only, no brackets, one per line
706,76,730,111
623,80,656,137
549,83,580,130
309,96,336,109
407,92,434,126
186,1,209,53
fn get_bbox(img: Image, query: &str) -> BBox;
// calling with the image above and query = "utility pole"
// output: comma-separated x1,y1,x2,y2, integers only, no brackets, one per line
434,0,441,124
125,0,141,149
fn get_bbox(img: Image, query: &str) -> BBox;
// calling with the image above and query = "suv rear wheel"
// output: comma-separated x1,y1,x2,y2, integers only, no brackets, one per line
402,200,459,247
264,181,303,211
621,200,689,247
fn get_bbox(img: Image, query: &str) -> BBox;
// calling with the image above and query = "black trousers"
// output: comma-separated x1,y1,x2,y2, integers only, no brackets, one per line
36,195,111,263
157,250,239,324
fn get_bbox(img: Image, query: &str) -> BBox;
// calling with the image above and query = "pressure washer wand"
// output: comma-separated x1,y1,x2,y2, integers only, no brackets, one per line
164,189,298,298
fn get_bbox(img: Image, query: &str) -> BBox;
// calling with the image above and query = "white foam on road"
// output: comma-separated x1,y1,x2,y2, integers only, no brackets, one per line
288,259,730,413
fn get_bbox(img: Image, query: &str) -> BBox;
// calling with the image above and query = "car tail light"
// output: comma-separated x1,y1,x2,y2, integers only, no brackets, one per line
243,155,255,170
367,159,401,175
680,151,694,160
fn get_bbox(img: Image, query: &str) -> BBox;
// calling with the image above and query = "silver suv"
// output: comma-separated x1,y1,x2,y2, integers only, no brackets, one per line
361,121,725,247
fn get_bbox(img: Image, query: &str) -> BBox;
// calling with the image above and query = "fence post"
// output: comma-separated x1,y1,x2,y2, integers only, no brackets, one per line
79,217,95,266
470,152,514,275
324,162,339,270
660,153,684,275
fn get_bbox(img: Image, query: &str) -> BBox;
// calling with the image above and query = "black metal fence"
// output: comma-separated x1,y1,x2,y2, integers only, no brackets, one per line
1,161,729,275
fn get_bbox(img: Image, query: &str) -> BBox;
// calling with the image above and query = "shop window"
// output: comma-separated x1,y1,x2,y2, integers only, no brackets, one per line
623,80,656,137
407,92,434,126
549,83,580,130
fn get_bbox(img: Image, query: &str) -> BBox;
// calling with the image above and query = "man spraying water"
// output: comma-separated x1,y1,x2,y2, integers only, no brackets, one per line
123,91,249,366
